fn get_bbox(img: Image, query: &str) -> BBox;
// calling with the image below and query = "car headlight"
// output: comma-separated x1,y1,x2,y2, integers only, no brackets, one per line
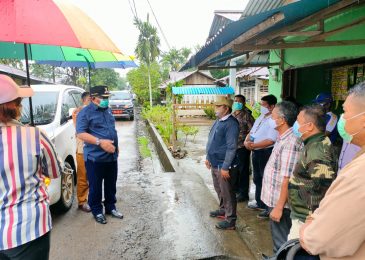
44,177,51,187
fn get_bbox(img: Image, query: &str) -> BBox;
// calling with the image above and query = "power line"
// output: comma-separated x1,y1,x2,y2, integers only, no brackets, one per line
128,0,138,20
145,0,171,51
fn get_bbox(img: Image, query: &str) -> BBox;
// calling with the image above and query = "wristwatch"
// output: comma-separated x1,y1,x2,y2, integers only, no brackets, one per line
95,138,101,146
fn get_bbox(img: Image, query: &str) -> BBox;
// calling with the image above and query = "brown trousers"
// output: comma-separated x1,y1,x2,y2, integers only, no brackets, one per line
76,153,89,205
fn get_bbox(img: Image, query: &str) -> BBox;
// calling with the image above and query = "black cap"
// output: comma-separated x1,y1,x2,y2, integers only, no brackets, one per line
90,85,111,97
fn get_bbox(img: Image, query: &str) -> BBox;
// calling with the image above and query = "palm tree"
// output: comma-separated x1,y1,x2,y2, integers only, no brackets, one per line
134,15,160,107
161,47,191,71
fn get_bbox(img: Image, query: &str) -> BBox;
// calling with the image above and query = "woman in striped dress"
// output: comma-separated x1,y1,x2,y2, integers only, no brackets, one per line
0,75,62,260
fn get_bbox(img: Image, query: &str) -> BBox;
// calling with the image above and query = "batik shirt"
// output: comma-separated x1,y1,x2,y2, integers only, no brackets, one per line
232,108,254,149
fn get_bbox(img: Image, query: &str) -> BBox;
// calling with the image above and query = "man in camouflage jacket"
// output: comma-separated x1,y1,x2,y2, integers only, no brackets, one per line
288,104,338,240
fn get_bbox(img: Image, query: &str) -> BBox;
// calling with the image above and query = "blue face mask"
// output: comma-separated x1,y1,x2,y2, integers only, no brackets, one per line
292,121,309,138
99,99,109,108
232,102,243,111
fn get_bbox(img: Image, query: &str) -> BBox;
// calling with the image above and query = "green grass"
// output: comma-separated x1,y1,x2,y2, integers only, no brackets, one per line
138,137,152,158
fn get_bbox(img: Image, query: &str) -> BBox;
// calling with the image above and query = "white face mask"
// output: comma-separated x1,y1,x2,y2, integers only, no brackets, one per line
260,106,270,115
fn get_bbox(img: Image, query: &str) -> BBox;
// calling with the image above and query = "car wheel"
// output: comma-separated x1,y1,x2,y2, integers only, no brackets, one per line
53,162,75,212
129,116,134,121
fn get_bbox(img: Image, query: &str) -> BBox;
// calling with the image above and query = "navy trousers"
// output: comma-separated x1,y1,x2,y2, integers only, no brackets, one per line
85,160,118,216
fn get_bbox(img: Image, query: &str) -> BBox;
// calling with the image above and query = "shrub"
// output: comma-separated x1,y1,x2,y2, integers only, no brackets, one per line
204,107,216,120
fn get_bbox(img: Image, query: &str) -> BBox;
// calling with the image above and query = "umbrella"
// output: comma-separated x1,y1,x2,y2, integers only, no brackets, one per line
0,0,128,125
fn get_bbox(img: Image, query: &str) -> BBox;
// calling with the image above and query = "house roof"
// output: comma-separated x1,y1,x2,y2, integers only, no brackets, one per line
159,70,217,89
241,0,288,18
0,64,52,83
181,0,345,71
219,67,269,81
207,11,243,40
172,86,234,95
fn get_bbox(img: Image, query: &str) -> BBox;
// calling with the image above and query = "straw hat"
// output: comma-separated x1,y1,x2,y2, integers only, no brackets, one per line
214,96,233,108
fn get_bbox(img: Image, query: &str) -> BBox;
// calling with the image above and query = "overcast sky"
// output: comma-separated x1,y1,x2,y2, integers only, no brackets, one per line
71,0,249,55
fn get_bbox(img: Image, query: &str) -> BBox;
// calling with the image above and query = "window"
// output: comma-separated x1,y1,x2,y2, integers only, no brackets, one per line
61,91,77,125
21,91,59,125
70,91,83,107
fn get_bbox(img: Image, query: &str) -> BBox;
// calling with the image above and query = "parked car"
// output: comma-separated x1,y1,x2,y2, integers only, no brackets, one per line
109,90,134,120
20,84,84,212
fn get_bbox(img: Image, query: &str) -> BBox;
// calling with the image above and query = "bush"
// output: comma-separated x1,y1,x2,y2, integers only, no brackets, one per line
180,125,199,146
204,107,216,120
138,137,151,158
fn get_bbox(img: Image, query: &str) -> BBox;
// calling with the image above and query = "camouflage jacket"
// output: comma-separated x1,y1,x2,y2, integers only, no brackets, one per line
288,133,338,222
232,108,254,149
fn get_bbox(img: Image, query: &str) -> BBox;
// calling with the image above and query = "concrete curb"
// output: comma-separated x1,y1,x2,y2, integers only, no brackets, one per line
145,119,177,172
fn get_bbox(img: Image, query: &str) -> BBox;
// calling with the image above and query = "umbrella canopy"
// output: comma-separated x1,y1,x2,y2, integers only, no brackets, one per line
36,60,138,69
0,42,136,67
0,0,120,53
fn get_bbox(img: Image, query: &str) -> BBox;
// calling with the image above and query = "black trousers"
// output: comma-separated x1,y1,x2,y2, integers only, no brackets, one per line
0,232,50,260
236,147,251,198
252,147,273,209
86,160,118,216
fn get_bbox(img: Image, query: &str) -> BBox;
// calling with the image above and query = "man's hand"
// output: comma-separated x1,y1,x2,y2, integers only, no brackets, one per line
205,160,211,170
100,139,116,153
270,207,283,222
244,141,254,150
221,169,230,180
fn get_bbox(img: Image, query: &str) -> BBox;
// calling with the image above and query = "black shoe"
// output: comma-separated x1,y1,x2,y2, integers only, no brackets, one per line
215,220,236,230
209,209,225,219
257,209,270,220
247,201,265,211
236,194,249,202
94,214,107,224
106,209,124,219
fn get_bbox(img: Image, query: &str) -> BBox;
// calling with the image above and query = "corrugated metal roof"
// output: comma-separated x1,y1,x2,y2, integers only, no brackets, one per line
0,64,51,83
241,0,287,17
181,0,341,71
208,11,243,40
172,86,234,95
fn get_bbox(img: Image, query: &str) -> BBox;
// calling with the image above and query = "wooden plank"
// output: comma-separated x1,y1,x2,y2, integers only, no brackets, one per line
233,39,365,51
199,63,280,70
279,31,322,37
309,17,365,41
249,0,363,46
198,12,285,67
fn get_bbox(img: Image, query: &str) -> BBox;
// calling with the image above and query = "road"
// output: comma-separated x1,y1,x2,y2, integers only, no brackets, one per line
50,116,254,260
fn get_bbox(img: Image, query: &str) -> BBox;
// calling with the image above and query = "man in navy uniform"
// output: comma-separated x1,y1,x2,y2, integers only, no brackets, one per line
76,85,123,224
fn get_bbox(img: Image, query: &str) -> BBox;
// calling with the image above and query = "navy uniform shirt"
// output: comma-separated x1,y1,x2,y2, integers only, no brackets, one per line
76,102,118,162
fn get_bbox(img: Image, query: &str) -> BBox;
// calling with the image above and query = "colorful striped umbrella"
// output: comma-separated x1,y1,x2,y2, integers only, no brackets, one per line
0,0,121,52
0,0,131,124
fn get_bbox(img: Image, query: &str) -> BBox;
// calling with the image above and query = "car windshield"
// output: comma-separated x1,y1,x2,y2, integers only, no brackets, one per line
20,91,59,125
110,92,131,100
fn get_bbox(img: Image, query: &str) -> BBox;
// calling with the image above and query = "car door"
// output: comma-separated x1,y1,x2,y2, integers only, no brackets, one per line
53,89,78,162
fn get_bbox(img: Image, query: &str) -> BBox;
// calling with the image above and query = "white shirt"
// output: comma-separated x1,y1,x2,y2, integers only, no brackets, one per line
249,113,278,149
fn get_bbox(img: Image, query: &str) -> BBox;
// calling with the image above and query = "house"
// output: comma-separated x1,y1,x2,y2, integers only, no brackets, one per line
159,70,225,104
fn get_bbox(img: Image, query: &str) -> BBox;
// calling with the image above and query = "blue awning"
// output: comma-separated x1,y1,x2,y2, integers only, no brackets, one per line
172,86,234,95
181,0,341,70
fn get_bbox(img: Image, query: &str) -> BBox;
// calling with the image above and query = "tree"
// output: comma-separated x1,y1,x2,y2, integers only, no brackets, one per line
0,59,24,70
210,69,229,80
30,64,61,83
91,68,126,90
127,62,162,105
161,47,191,72
134,15,161,107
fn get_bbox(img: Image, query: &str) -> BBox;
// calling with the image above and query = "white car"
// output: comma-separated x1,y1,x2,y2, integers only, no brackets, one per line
21,84,84,212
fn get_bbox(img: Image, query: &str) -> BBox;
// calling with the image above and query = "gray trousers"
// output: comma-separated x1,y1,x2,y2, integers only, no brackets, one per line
269,207,292,253
211,166,238,224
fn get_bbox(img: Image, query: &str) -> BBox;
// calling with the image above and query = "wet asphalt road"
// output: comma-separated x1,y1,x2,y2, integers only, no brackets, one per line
49,116,253,260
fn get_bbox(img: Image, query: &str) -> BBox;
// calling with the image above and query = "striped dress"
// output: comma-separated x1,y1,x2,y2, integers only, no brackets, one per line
0,120,62,250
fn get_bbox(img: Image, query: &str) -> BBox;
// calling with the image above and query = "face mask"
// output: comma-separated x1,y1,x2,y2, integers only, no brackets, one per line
232,102,243,112
99,99,109,108
337,112,365,143
269,118,278,130
292,121,310,138
260,106,270,115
